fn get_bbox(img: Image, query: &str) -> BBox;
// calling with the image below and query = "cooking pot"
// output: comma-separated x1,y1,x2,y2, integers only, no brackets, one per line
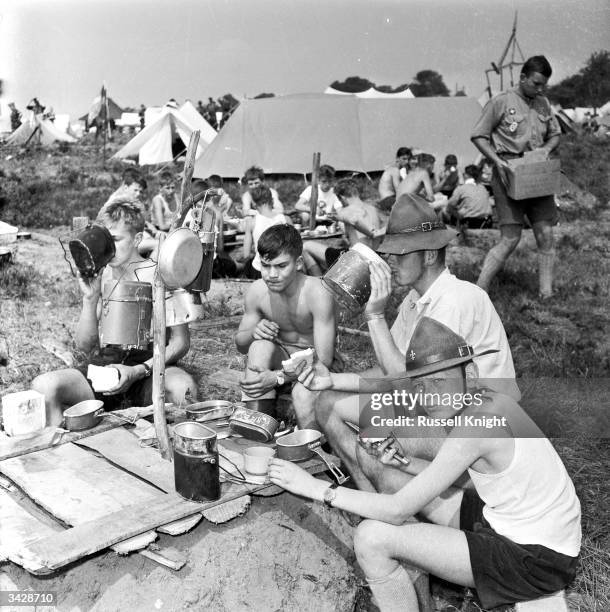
276,429,348,484
157,228,204,290
185,400,235,422
63,399,105,431
229,405,279,443
65,224,115,278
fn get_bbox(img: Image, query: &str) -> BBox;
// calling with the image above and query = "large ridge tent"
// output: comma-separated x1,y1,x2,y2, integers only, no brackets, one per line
5,111,77,146
112,102,216,165
324,86,415,99
193,93,482,178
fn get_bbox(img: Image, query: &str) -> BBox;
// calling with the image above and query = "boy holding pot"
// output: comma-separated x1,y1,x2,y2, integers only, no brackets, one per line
33,201,196,426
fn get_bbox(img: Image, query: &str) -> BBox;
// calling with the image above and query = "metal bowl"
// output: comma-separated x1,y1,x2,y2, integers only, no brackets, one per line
63,399,105,431
157,228,204,290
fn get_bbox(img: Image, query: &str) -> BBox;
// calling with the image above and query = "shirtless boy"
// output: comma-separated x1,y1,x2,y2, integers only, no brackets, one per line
302,178,386,276
235,224,338,428
378,147,412,208
32,202,196,426
395,153,435,203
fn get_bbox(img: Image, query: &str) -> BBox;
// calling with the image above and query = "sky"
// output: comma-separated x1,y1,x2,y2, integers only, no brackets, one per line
1,0,609,119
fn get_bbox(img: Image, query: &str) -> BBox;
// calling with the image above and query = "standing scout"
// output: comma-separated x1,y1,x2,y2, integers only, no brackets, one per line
471,55,561,298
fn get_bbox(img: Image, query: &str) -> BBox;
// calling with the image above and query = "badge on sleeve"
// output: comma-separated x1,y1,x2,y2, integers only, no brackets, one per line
509,122,518,132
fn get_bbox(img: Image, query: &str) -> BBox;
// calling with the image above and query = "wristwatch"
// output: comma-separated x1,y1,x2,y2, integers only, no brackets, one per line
323,482,339,508
276,371,286,387
141,363,152,378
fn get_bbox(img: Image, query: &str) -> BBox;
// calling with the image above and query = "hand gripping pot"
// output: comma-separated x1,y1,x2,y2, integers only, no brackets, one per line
322,242,384,312
100,280,153,350
67,224,115,278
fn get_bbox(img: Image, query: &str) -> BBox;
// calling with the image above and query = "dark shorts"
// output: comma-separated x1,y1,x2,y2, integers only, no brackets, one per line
491,167,558,227
460,490,578,609
78,346,154,411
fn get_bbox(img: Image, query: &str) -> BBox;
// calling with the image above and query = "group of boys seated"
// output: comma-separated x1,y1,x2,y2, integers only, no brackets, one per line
32,159,580,612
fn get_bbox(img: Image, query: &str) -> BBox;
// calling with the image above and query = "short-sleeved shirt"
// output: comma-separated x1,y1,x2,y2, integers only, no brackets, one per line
471,87,560,155
446,179,492,219
299,185,343,216
390,269,520,400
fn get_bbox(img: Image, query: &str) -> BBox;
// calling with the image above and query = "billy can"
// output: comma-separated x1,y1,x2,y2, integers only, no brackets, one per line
172,422,220,502
100,280,153,350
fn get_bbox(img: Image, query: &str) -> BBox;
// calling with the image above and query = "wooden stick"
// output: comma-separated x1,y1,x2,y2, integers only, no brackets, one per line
173,130,201,230
152,238,171,461
308,152,321,230
338,325,371,338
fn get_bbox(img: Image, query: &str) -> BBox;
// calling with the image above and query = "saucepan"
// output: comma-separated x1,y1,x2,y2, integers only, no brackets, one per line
157,228,204,290
276,428,348,484
63,399,105,432
186,400,235,422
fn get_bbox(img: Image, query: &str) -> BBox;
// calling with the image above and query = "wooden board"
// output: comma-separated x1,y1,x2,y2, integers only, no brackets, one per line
0,444,164,525
76,428,175,492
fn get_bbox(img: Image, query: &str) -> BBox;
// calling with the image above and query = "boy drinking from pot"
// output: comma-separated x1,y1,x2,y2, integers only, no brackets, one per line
33,201,197,426
235,224,341,429
269,316,581,611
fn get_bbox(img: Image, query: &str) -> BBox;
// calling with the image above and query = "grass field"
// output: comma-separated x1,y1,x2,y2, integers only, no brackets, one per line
0,132,608,611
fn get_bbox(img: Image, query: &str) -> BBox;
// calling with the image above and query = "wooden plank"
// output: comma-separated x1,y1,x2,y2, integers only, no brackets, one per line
0,444,164,525
0,489,63,571
76,427,175,492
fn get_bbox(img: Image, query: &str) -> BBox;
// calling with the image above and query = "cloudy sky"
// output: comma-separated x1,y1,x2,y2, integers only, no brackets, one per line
1,0,608,118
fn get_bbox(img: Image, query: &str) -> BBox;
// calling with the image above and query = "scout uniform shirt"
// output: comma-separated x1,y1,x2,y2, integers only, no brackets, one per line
471,86,560,155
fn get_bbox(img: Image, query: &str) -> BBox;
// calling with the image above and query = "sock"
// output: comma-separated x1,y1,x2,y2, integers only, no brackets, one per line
538,249,555,298
366,564,418,612
477,248,505,291
240,389,277,402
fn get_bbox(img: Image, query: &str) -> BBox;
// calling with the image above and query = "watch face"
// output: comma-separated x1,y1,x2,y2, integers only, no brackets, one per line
324,486,337,505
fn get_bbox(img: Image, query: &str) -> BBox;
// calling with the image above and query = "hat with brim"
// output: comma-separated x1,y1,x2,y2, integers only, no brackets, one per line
402,316,498,378
376,193,458,255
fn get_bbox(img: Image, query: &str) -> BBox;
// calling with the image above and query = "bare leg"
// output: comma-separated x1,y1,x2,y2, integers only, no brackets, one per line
477,223,521,291
532,220,555,298
165,366,198,405
31,368,94,427
291,382,320,430
242,340,283,401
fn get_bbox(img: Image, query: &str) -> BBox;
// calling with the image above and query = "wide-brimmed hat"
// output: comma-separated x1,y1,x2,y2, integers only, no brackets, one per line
376,194,458,255
403,317,498,377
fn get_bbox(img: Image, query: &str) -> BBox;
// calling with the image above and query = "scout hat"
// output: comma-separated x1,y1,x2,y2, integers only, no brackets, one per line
376,194,458,255
403,317,498,377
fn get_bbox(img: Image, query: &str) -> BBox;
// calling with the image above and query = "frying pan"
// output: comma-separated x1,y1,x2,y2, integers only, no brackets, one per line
157,228,204,290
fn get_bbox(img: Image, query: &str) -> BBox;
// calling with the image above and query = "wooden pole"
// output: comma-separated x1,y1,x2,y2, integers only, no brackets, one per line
308,152,321,231
152,240,171,461
152,130,201,461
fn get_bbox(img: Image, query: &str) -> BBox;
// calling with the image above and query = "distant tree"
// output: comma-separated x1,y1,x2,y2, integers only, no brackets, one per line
410,70,450,97
217,93,239,112
330,76,373,93
548,50,610,110
254,93,275,99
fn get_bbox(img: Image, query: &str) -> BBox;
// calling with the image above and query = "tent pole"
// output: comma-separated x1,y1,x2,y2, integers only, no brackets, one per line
309,152,321,231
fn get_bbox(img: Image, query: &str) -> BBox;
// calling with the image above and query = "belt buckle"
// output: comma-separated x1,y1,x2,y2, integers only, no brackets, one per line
421,222,433,232
457,345,472,357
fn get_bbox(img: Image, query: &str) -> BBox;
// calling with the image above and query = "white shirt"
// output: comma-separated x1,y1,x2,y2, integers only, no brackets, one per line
299,185,343,216
390,269,520,400
242,188,284,216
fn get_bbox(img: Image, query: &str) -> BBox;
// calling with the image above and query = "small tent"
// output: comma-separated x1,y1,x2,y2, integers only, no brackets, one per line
112,104,216,165
79,95,123,123
6,111,77,146
193,93,481,178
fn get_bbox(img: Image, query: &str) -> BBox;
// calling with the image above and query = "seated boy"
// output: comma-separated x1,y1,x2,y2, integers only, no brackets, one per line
235,224,340,429
301,178,386,276
444,164,493,229
32,202,197,426
270,316,581,611
241,165,284,216
293,164,342,225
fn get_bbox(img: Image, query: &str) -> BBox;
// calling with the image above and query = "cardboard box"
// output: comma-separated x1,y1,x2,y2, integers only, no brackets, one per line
505,157,561,200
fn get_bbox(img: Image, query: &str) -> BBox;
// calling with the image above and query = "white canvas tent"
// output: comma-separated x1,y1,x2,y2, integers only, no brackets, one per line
5,111,77,146
325,86,414,99
112,104,216,165
178,101,217,144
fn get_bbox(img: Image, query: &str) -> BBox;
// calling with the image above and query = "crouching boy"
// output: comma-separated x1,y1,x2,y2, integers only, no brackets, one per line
269,316,581,611
32,202,197,426
235,224,341,429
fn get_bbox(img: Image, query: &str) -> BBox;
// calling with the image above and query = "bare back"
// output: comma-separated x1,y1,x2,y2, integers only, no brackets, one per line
396,168,434,201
